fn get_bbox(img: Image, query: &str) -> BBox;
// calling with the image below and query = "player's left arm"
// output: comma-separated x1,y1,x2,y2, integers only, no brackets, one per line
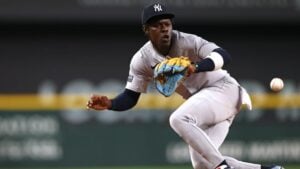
190,48,231,73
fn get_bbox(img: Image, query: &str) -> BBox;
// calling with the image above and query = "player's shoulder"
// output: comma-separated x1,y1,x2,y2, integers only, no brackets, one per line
131,41,164,70
139,41,155,55
131,41,150,61
173,30,202,41
171,30,207,51
130,42,152,66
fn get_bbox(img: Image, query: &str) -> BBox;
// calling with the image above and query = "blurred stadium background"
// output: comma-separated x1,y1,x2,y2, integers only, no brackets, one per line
0,0,300,168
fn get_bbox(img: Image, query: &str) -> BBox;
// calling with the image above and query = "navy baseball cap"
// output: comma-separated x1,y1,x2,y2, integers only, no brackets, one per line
142,3,175,25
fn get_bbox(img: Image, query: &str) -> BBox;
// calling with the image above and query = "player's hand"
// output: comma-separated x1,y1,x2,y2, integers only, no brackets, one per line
86,95,112,110
186,64,196,76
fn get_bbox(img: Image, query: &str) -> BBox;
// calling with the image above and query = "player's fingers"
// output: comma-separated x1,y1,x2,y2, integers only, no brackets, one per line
99,96,109,103
86,100,93,108
86,103,100,110
87,99,94,108
88,104,106,110
91,95,106,105
90,94,99,100
87,94,99,109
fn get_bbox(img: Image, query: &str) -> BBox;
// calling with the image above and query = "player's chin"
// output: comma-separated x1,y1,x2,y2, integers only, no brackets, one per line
160,39,171,47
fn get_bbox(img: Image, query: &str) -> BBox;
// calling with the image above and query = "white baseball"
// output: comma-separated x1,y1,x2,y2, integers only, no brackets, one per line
270,77,284,92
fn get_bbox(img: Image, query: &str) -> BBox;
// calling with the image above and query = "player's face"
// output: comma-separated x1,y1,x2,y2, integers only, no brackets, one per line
147,19,173,55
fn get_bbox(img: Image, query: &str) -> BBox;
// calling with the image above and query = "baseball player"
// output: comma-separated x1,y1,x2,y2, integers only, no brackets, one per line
87,3,284,169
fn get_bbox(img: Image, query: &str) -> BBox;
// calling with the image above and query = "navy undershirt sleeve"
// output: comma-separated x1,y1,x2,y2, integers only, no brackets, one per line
195,48,231,72
109,89,141,111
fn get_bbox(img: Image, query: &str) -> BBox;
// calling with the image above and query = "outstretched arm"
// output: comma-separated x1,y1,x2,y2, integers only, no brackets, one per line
87,89,141,111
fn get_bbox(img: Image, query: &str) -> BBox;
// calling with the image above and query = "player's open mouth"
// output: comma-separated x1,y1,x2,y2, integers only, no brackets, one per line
162,35,170,41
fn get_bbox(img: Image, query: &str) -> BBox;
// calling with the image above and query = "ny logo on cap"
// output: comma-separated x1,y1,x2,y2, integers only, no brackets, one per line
153,4,162,12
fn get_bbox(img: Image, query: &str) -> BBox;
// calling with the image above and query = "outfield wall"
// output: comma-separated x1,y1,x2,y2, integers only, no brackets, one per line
0,108,300,167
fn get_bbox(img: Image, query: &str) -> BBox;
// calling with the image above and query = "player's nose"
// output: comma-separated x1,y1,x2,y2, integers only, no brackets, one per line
160,24,169,32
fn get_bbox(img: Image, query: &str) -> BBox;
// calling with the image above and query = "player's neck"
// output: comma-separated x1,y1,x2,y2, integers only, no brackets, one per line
160,48,170,56
156,43,171,56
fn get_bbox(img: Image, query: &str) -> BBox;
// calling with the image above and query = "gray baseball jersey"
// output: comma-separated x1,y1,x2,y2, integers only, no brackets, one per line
126,30,231,99
125,30,255,169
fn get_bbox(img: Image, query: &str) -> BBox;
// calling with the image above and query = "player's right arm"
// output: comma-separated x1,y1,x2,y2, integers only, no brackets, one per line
86,89,141,111
87,50,150,111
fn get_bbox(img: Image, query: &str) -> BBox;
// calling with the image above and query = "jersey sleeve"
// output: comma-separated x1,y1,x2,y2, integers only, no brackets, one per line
125,51,152,93
195,36,220,58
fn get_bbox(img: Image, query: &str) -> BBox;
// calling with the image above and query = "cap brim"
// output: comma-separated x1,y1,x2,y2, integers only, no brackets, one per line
144,13,175,24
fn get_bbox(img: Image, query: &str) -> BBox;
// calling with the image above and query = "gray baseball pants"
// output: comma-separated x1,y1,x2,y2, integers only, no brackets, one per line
169,76,260,169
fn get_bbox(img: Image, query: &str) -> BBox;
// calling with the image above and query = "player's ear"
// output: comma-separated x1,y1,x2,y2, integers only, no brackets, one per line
142,25,149,35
